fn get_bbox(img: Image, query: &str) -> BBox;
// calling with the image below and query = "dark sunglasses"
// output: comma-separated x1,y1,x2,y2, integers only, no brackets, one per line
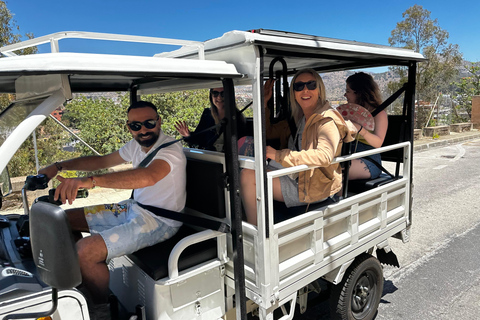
293,80,317,92
211,90,224,98
127,119,158,131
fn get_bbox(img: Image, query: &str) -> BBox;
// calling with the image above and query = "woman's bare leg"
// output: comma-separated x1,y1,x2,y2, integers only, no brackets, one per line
348,159,371,180
241,169,285,225
241,169,257,224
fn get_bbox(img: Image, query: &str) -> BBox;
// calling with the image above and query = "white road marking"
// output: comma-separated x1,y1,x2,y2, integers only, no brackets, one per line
452,144,465,161
434,165,448,170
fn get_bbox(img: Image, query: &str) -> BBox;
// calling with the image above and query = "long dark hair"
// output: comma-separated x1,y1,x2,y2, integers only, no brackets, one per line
209,88,221,124
346,72,382,109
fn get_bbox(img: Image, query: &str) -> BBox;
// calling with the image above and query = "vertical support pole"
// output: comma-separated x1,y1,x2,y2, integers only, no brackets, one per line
222,78,247,320
405,61,417,226
33,130,40,174
50,38,60,53
130,85,139,105
258,47,270,238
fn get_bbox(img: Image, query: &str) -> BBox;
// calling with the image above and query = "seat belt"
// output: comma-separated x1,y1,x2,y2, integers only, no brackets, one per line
139,122,223,168
371,83,407,117
131,121,232,232
136,203,230,233
366,83,408,178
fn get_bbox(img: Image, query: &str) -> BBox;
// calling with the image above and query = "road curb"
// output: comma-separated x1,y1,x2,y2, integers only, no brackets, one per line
414,133,480,152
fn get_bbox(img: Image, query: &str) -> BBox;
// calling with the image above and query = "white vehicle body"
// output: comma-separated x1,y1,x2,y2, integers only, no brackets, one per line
0,30,424,320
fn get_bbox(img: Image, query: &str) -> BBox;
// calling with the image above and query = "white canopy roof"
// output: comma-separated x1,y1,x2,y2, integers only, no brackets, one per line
0,52,242,93
160,29,426,74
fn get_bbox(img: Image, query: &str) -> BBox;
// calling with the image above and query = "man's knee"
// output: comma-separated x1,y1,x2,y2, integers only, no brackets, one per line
77,235,108,265
65,207,89,231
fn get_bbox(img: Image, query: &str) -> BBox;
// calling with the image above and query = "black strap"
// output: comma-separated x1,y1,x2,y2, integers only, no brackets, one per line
133,120,229,231
239,101,253,114
352,135,395,179
362,155,395,179
356,84,407,178
139,122,222,168
137,202,231,233
371,83,407,117
130,122,221,204
133,103,251,231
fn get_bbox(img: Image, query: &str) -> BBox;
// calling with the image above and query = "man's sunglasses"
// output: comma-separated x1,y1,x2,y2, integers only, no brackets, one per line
211,90,225,98
293,80,317,92
127,119,158,131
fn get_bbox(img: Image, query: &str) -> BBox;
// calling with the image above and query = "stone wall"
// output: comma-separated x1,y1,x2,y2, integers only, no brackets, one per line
423,125,450,137
449,123,473,132
413,129,422,140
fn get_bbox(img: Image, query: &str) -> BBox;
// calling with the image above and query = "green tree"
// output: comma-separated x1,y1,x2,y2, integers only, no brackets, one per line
451,64,480,122
62,95,132,156
139,89,210,138
388,5,463,128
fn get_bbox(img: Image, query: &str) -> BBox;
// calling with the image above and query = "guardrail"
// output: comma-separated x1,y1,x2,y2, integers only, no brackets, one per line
0,31,205,59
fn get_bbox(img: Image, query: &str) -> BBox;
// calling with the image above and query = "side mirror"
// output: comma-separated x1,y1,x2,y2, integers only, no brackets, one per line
3,202,82,320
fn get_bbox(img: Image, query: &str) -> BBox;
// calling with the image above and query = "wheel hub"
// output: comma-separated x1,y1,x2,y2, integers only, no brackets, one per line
352,274,373,312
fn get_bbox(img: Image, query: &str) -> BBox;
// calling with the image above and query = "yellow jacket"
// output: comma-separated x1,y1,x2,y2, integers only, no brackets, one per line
275,105,354,203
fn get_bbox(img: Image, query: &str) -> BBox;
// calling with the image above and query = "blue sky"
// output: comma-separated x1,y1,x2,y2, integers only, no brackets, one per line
6,0,480,62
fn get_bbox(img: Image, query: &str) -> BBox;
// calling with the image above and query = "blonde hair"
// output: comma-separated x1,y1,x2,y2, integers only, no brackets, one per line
209,88,221,124
289,69,327,123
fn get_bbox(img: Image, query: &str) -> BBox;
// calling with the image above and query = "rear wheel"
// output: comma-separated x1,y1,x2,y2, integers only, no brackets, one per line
330,253,383,320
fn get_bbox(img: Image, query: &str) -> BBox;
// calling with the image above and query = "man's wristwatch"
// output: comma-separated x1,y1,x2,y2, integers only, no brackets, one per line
55,162,63,171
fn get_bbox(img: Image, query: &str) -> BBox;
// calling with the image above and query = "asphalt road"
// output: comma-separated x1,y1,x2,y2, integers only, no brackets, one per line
377,138,480,319
299,138,480,319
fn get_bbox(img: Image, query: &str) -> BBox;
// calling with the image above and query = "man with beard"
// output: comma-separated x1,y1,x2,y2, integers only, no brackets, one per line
39,101,186,307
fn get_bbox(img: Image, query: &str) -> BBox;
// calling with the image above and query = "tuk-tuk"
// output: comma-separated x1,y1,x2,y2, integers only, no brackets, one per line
0,29,424,320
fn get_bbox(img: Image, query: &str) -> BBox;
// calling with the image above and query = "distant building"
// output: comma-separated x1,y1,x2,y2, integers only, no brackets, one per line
51,106,64,121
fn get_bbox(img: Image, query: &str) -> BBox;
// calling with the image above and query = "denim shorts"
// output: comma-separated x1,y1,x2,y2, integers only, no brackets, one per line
268,160,327,208
278,175,327,208
352,142,382,179
84,199,180,261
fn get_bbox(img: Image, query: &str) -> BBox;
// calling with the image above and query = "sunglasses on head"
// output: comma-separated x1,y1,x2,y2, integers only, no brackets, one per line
211,90,224,98
127,119,158,131
293,80,317,92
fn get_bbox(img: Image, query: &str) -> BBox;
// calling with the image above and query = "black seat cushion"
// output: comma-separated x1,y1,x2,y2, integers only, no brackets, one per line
127,225,218,281
347,173,398,194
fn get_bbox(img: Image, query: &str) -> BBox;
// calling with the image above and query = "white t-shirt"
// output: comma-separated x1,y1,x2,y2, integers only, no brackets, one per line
119,131,186,227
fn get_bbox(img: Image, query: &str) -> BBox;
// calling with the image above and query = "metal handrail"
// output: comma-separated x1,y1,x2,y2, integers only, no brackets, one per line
266,141,411,179
0,31,205,59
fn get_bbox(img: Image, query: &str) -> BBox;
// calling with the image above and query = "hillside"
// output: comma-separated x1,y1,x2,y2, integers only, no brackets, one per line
323,60,479,105
322,70,400,105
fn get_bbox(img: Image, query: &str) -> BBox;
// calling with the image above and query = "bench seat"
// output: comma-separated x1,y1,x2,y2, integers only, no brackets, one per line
127,225,218,281
126,155,227,281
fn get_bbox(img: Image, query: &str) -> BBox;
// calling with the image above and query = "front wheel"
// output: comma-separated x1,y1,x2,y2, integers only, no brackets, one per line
330,253,383,320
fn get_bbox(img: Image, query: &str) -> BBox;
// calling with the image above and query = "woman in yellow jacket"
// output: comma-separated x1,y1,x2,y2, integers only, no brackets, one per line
241,69,353,225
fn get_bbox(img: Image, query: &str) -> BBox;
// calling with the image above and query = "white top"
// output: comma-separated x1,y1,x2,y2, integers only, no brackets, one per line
119,131,186,227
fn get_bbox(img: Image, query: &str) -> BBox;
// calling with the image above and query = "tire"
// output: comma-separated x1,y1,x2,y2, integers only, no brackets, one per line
329,253,383,320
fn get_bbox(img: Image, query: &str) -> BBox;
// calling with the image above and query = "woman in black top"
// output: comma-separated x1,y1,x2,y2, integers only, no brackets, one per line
175,87,247,151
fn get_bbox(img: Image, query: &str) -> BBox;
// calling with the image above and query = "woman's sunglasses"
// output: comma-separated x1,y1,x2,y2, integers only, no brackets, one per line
293,80,317,92
127,119,158,131
211,90,225,98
